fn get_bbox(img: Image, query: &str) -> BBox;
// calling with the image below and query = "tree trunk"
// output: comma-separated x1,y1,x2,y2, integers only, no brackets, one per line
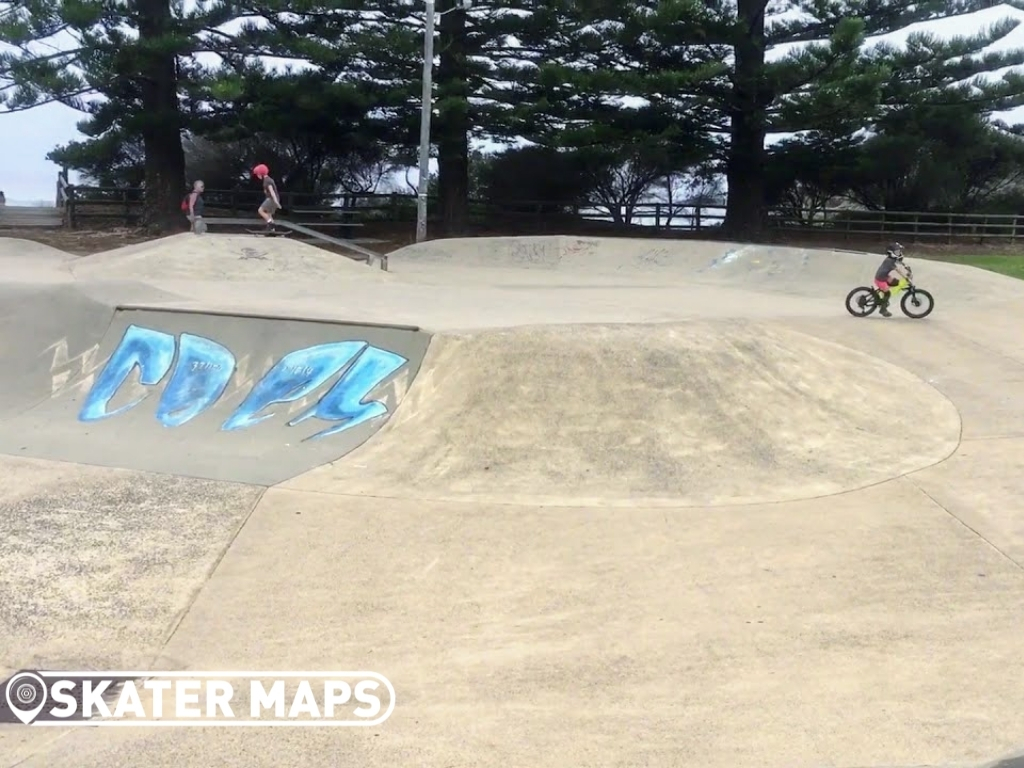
136,0,186,232
436,0,470,236
723,0,769,240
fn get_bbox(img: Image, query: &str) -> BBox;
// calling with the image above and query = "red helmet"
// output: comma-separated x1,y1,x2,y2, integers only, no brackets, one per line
252,164,269,178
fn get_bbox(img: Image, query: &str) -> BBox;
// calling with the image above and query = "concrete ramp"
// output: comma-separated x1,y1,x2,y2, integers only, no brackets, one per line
0,237,75,262
0,282,114,419
389,235,1024,303
0,308,430,484
69,232,390,283
286,320,962,506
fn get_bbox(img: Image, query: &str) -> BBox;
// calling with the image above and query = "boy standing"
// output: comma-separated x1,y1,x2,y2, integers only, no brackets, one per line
252,164,281,231
186,180,206,234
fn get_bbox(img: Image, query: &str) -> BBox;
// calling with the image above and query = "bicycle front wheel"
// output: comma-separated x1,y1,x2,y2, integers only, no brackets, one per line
901,288,935,319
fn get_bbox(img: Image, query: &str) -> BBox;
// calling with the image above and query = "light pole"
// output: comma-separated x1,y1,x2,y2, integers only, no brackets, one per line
415,0,471,243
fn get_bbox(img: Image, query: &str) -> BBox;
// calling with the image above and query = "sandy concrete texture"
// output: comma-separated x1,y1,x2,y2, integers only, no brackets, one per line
19,484,1023,768
284,319,961,506
0,455,262,675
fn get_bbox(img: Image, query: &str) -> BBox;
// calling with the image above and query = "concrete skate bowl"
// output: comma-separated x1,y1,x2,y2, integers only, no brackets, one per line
388,235,1024,303
0,306,430,485
285,319,962,507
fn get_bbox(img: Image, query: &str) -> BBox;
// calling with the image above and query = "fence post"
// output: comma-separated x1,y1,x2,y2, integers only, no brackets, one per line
654,203,661,230
694,206,701,231
123,188,131,225
947,213,953,244
67,186,77,229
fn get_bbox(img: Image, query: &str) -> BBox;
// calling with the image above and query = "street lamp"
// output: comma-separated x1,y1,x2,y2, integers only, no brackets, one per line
415,0,472,243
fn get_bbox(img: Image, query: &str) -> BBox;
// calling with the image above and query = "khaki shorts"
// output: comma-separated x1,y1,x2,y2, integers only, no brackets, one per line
259,198,280,213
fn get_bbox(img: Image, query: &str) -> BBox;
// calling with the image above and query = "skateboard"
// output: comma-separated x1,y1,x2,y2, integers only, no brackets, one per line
245,229,292,237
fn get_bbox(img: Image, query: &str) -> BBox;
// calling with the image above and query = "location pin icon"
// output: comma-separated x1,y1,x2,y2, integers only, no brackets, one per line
5,672,48,725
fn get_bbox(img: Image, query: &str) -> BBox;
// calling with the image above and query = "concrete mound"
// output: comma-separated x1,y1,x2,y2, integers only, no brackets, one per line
286,320,961,506
0,307,430,484
0,236,74,261
69,232,386,283
389,235,1024,302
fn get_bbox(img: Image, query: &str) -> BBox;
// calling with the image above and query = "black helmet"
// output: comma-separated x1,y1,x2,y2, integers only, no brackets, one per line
887,242,904,259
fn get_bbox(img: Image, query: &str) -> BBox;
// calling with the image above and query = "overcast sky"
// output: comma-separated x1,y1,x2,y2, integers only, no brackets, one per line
1,101,84,204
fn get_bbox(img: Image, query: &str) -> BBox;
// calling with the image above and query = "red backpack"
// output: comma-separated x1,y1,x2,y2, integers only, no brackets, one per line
180,194,190,212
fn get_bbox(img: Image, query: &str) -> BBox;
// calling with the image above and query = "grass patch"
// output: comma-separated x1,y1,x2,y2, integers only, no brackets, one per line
917,253,1024,280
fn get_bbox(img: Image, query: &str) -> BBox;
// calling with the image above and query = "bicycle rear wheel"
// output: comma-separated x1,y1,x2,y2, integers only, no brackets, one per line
845,286,878,318
901,288,934,319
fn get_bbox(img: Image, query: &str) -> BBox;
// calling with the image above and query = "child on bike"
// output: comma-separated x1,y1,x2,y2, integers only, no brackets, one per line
873,242,912,317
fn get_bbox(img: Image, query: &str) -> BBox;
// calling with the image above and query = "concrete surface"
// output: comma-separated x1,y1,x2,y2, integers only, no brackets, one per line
0,306,429,484
1,232,1023,768
67,232,390,283
284,320,961,506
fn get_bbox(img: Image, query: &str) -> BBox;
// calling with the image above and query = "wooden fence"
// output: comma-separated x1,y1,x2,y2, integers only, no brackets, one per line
58,184,414,228
54,175,1024,244
635,204,1024,243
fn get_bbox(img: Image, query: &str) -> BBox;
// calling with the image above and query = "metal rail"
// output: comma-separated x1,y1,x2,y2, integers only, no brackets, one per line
200,217,388,270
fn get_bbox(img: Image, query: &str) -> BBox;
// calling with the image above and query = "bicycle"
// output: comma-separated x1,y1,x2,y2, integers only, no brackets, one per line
844,270,935,319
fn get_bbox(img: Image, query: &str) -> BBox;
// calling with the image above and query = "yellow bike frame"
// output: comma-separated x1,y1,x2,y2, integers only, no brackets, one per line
879,274,912,299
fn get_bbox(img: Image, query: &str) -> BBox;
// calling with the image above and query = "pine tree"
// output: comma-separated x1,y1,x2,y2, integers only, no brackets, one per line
532,0,1024,237
0,0,238,228
227,0,557,234
726,0,1024,235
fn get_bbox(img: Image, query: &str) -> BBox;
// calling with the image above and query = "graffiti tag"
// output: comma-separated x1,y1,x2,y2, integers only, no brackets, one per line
78,325,408,440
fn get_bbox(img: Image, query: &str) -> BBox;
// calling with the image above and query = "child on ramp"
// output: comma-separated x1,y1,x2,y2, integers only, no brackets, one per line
252,163,281,231
873,242,912,317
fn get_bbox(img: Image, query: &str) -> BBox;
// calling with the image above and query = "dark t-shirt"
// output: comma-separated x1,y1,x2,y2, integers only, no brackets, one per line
875,255,899,281
262,176,278,200
189,192,204,216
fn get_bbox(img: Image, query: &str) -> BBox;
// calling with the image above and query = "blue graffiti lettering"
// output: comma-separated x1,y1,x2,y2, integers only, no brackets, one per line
155,334,236,427
290,346,408,440
220,342,366,431
79,325,176,421
78,325,411,439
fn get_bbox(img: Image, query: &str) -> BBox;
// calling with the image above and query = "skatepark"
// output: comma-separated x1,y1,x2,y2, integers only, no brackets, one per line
1,230,1023,767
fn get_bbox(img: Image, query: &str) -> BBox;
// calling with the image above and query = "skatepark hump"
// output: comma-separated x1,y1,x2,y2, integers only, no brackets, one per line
3,232,1024,768
286,319,961,506
67,231,389,282
386,234,1023,303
